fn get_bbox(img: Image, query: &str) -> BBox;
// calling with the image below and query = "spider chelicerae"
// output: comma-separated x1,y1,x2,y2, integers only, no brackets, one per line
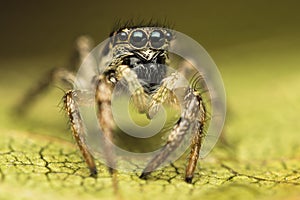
17,24,219,183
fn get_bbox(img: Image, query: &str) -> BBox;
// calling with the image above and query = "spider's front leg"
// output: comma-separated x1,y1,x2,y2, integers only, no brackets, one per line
147,72,181,119
94,64,148,173
115,65,148,113
185,113,205,183
140,88,206,183
95,74,116,174
63,90,97,176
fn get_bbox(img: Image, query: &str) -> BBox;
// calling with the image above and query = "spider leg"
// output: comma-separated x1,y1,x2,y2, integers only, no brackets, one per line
140,88,206,182
15,35,94,115
115,65,148,113
15,35,98,176
147,72,181,119
63,90,97,176
15,68,76,114
95,74,117,174
94,64,149,173
185,84,206,183
185,120,205,183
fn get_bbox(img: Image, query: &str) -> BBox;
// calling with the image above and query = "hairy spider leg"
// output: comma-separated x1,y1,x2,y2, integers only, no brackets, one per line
94,64,150,174
140,88,206,183
95,74,117,174
15,35,93,115
116,65,148,113
16,35,97,175
147,72,181,119
16,68,76,114
185,121,204,183
64,90,97,176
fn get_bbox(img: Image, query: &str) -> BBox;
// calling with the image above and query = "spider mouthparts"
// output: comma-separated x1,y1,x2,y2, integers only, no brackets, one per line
133,49,160,62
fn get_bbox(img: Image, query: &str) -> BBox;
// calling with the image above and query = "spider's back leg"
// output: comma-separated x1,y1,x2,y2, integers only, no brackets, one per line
15,35,93,115
15,68,75,114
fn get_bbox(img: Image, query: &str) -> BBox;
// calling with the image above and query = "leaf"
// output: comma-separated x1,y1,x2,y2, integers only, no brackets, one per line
1,33,300,200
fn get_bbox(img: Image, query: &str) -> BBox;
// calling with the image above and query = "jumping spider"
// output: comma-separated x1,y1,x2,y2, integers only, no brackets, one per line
17,25,211,183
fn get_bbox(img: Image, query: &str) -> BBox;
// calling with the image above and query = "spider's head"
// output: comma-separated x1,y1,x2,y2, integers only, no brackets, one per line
109,27,174,63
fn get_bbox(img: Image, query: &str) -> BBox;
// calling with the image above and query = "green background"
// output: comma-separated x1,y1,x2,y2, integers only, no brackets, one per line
0,0,300,200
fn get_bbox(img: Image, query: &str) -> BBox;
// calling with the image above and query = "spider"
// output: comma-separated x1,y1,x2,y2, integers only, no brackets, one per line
16,24,219,184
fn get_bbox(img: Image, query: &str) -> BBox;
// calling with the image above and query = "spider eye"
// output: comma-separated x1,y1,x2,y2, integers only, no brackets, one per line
130,30,147,48
165,31,173,41
150,30,165,48
118,31,128,41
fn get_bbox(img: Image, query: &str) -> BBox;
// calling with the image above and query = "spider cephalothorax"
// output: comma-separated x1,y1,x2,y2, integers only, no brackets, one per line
106,27,174,95
16,24,221,184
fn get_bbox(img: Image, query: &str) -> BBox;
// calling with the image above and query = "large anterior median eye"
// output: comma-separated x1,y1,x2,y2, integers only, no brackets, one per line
130,30,147,48
150,30,165,48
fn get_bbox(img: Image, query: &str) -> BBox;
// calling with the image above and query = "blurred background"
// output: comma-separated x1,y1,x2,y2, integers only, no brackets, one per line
1,0,299,58
1,0,300,159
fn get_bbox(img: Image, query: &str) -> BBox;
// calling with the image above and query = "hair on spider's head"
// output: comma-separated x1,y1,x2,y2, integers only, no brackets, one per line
110,18,174,36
